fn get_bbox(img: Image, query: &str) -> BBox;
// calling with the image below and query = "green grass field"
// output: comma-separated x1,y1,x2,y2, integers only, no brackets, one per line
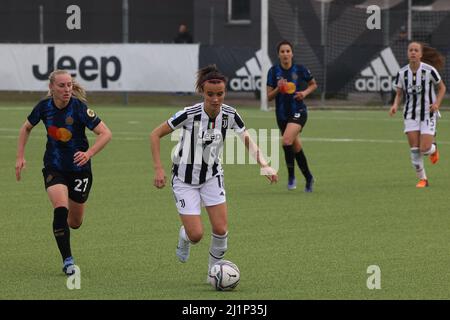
1,102,449,300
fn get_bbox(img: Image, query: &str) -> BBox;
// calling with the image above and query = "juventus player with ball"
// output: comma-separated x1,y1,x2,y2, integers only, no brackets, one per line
150,65,278,282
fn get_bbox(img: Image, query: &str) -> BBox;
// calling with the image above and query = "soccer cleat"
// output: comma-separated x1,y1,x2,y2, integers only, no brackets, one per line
430,148,439,164
176,226,190,263
416,179,429,188
305,176,315,193
62,256,75,276
287,177,297,190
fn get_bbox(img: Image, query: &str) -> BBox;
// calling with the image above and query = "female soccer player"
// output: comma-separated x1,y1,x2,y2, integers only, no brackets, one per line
390,42,446,188
150,65,278,281
15,70,112,275
267,40,318,192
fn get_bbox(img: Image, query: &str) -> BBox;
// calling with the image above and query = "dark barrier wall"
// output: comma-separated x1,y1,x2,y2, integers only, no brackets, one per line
0,0,193,43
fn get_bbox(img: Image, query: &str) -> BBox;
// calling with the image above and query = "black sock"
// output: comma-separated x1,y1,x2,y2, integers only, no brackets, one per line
53,207,72,261
282,145,295,179
295,149,313,181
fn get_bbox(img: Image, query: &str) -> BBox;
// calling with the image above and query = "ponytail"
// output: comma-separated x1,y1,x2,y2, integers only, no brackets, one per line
422,45,445,72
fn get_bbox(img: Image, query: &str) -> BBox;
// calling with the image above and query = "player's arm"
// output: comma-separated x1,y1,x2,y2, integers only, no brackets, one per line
150,121,173,189
431,81,446,112
267,85,278,102
15,120,34,181
389,88,403,116
238,130,278,184
74,121,112,167
295,79,318,101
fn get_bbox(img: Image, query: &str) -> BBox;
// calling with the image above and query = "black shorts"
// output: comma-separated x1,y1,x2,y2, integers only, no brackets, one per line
277,111,308,135
42,168,93,204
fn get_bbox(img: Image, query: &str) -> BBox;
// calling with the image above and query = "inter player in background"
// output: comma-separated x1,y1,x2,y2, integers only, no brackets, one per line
390,42,446,188
15,70,112,275
150,65,278,282
267,40,318,192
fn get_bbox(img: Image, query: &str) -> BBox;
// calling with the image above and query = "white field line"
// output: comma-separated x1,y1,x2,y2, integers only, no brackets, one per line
1,129,449,145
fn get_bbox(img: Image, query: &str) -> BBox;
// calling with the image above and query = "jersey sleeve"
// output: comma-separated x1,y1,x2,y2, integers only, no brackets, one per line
430,66,442,85
393,71,403,89
266,67,277,88
301,65,314,82
231,112,246,134
167,109,188,130
79,103,102,130
27,103,42,126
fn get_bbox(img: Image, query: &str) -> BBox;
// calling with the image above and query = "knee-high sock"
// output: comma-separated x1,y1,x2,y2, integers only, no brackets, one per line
295,149,313,180
53,207,72,261
208,232,228,271
410,147,426,179
282,145,295,179
422,144,436,155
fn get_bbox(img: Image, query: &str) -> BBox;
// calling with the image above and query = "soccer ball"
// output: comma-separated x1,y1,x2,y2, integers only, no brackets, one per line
208,260,240,291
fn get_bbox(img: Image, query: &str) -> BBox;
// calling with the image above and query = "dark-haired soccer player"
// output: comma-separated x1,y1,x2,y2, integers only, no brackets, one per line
16,70,112,275
150,64,277,282
267,40,318,192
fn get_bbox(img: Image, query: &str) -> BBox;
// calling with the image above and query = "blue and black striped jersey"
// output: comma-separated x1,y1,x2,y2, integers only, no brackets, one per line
27,97,101,172
267,64,314,121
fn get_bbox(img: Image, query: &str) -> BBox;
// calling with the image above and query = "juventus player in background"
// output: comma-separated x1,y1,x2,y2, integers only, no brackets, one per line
15,70,112,275
390,42,446,188
150,65,278,282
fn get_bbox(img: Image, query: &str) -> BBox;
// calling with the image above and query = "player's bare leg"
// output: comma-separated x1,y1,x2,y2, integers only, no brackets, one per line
177,215,203,263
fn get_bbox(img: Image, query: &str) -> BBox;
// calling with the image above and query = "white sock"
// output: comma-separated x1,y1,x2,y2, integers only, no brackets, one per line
410,148,427,180
208,232,228,271
180,226,193,244
422,144,436,155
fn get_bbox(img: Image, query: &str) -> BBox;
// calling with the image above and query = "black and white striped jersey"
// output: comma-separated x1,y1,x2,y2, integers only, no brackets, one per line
167,103,246,185
393,62,442,121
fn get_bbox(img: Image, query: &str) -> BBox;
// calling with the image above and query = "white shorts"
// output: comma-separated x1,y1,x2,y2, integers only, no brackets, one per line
171,175,226,215
404,112,438,136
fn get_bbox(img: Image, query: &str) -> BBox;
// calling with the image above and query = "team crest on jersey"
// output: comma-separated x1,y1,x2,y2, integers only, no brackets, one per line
222,118,228,128
87,108,96,118
65,116,74,125
292,73,298,81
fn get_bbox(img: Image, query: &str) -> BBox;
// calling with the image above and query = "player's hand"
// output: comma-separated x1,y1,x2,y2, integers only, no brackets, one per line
294,91,306,101
430,103,440,112
277,78,287,89
15,157,26,181
154,168,167,189
261,166,278,184
73,151,92,167
389,105,397,116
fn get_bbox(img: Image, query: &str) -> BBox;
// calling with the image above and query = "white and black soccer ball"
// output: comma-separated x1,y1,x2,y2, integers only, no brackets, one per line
208,260,240,291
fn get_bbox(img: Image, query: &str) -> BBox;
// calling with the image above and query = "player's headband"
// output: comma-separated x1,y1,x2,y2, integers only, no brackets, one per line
202,78,225,86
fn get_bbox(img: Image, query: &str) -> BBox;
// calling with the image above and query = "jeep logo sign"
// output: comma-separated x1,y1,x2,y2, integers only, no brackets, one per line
32,46,121,88
0,43,199,92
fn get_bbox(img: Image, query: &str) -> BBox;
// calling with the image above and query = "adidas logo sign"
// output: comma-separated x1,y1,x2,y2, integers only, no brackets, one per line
355,47,400,92
229,49,271,91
